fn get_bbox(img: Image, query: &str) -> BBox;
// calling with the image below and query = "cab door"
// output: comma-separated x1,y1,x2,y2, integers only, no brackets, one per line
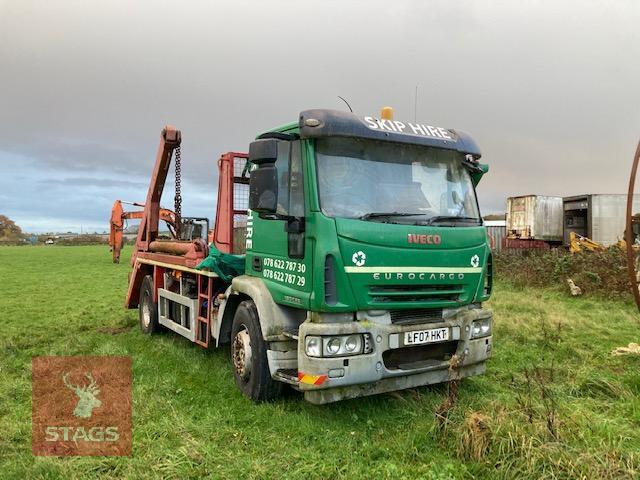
247,139,312,308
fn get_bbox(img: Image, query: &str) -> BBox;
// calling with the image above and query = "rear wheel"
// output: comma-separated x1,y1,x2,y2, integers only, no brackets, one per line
231,300,282,402
139,275,160,334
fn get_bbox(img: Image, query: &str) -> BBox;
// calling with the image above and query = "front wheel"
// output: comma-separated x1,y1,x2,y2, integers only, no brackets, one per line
231,300,282,402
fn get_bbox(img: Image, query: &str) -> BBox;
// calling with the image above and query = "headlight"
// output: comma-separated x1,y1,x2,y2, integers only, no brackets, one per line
305,336,322,357
304,334,373,357
326,337,341,354
344,335,360,352
471,318,492,338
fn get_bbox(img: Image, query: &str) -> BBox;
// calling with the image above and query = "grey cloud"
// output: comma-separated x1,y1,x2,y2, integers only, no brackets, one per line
40,177,148,189
1,0,639,230
4,139,146,175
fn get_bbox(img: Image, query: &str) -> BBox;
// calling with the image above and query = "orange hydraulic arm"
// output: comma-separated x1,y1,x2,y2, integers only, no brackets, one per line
134,125,182,255
125,126,183,308
109,200,177,263
125,125,208,309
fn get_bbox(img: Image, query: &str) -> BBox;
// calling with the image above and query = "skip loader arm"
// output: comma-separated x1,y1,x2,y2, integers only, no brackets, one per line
125,126,182,307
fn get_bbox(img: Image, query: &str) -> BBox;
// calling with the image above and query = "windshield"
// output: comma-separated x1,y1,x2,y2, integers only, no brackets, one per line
315,137,481,225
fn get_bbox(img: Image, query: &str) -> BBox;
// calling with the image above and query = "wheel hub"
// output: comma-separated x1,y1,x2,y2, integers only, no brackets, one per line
232,328,252,380
142,297,151,328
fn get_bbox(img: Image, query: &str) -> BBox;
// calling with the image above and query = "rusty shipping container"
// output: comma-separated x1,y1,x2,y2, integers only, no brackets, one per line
506,195,563,242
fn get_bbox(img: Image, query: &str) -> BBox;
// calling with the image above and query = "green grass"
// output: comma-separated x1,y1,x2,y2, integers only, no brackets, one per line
1,245,640,479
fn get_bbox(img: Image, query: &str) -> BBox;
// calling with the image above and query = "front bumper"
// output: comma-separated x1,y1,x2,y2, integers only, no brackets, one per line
296,306,492,404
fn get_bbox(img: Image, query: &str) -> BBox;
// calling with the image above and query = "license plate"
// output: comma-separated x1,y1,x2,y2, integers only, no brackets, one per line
404,327,449,346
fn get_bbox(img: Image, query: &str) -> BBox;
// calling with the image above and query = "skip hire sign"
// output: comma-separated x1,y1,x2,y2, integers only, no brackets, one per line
363,116,455,141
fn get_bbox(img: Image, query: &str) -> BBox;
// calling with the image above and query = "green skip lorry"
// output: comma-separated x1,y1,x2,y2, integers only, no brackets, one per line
125,107,493,404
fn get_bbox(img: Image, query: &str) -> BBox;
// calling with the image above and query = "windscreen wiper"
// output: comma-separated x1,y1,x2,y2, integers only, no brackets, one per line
359,212,425,221
425,216,482,225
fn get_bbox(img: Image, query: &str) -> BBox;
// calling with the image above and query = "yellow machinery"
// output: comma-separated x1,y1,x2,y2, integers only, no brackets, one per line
569,231,606,254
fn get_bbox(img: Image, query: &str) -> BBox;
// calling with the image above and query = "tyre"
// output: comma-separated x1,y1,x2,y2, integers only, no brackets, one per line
139,275,160,334
231,300,282,402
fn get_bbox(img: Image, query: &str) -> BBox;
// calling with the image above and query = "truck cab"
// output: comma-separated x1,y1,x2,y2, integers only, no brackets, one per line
230,109,493,403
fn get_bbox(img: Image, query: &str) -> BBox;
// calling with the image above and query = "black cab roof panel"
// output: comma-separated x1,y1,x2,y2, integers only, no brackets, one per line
298,109,481,159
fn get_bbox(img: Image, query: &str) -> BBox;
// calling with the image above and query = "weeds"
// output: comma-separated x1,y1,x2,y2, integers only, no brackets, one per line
458,412,492,461
435,352,467,431
495,247,631,299
435,380,459,432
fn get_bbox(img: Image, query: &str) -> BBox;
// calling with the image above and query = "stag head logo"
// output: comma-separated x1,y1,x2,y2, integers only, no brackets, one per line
62,372,102,418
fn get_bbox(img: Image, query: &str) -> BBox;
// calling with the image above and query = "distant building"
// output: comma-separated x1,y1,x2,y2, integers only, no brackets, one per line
484,218,506,251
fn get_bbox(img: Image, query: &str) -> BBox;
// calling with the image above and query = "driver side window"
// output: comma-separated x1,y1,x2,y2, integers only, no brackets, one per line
274,140,304,217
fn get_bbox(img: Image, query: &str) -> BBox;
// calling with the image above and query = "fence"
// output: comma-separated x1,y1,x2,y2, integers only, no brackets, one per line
485,221,506,252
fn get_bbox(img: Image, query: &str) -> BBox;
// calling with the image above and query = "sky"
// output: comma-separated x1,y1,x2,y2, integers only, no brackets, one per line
1,0,639,233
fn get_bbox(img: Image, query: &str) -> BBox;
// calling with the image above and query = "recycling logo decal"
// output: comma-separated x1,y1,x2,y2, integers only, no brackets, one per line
470,254,480,268
352,251,366,267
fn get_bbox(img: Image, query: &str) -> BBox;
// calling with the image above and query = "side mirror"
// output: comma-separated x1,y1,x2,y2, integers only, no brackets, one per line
249,138,278,164
470,163,489,186
249,164,278,214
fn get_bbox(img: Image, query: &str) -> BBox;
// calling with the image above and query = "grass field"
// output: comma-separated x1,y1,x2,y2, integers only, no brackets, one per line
1,245,640,479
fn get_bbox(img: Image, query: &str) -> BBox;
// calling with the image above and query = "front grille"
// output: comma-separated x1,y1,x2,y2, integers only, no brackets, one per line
369,285,463,304
390,308,443,325
383,341,458,370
